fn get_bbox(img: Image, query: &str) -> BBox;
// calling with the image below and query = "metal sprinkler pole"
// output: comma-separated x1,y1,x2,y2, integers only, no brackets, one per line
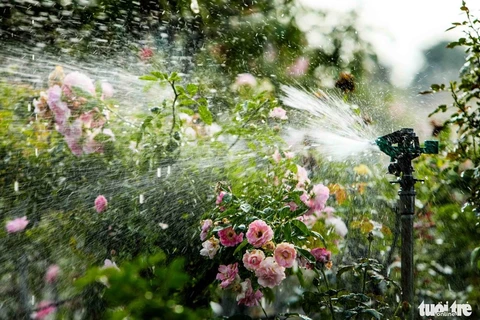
398,158,416,320
375,128,438,320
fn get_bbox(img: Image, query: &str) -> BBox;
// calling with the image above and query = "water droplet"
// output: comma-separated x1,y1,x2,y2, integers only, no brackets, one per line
159,223,169,229
14,181,19,193
190,0,200,14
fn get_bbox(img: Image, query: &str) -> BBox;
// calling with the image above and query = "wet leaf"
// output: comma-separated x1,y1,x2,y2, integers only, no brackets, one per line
233,239,248,256
198,105,213,125
471,247,480,266
291,220,310,236
139,75,158,81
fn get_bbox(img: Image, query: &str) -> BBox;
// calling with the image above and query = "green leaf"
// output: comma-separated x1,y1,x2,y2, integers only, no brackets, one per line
310,230,326,246
360,309,383,320
139,75,158,81
471,247,480,266
198,104,213,125
186,83,198,95
141,115,154,131
240,203,252,213
337,265,355,277
296,247,316,263
150,71,165,79
168,72,181,82
291,220,310,236
233,239,248,255
178,107,195,115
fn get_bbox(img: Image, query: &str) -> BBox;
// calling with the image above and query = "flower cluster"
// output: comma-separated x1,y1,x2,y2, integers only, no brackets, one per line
200,215,334,306
33,67,114,156
200,153,342,308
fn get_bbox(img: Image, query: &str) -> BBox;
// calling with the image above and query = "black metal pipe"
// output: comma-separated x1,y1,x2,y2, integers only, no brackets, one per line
398,162,415,320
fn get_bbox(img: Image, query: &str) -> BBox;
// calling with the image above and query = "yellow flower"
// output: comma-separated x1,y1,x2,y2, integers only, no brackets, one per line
325,261,333,270
329,184,347,205
262,241,276,252
354,164,371,176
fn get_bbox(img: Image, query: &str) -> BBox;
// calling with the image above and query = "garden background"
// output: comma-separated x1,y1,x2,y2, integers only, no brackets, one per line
0,0,479,319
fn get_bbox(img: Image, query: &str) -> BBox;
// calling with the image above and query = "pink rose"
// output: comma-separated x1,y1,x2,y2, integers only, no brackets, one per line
288,202,298,212
274,243,296,268
218,227,244,247
140,47,154,60
63,119,83,156
45,264,60,284
103,259,119,270
101,82,114,100
200,237,220,259
246,220,274,248
200,219,213,241
296,165,310,190
284,151,294,159
235,73,257,87
47,85,70,132
237,278,263,307
310,184,329,212
243,249,265,271
287,57,309,77
95,195,108,213
269,107,288,120
5,216,29,233
32,301,56,320
216,263,239,289
311,247,331,264
255,257,286,288
272,149,281,163
216,191,227,205
63,71,96,96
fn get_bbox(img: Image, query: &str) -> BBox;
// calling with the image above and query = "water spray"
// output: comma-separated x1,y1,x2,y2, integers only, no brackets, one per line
375,128,438,319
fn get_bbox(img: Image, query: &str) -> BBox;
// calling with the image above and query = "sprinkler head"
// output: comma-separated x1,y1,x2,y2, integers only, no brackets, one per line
375,128,438,176
375,128,438,162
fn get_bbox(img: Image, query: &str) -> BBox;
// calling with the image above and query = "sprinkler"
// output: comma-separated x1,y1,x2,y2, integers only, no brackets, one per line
375,128,438,319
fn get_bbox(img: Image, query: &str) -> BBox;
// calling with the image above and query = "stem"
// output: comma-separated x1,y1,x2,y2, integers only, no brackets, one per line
18,253,30,318
228,101,268,151
169,81,179,137
384,207,400,276
362,233,373,294
261,304,268,319
320,268,336,320
105,105,139,128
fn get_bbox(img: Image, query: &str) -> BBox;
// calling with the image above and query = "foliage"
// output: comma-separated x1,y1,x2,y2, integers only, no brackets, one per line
425,1,480,214
76,251,208,319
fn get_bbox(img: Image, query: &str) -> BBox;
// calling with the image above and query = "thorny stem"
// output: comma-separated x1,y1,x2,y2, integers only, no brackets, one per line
320,267,336,320
169,80,179,137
